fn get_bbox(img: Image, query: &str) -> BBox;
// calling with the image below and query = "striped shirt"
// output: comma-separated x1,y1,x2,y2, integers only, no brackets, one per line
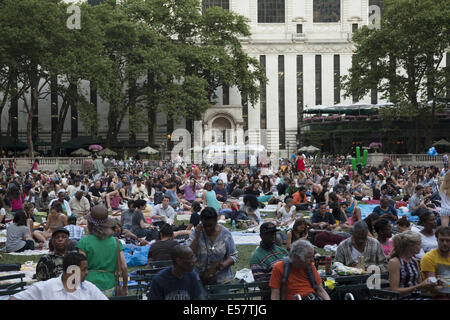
65,224,85,241
250,245,288,282
335,237,388,273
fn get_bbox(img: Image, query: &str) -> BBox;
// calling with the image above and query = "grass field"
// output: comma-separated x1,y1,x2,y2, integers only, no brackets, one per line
0,209,328,276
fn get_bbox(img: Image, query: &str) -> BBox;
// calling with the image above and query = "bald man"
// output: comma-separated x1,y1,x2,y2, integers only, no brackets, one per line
69,191,91,222
150,245,204,300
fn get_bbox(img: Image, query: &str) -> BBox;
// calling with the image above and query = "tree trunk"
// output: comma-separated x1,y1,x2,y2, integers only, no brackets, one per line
27,108,34,158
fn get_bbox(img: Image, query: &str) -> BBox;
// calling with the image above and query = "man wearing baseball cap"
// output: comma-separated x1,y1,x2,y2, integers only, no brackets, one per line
250,222,288,299
35,228,71,281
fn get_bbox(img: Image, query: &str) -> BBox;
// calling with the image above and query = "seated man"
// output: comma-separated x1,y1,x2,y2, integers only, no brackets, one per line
371,196,398,224
147,223,179,265
69,191,90,221
64,216,85,251
269,240,330,300
88,180,106,205
132,178,148,200
335,221,388,273
11,252,107,300
131,199,158,240
151,196,176,227
150,245,204,300
409,185,434,216
35,228,71,282
420,226,450,299
120,200,135,231
250,222,288,297
214,180,228,203
292,186,310,211
311,202,336,231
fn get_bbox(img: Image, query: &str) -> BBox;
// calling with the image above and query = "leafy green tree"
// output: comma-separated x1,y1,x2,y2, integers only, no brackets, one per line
342,0,450,153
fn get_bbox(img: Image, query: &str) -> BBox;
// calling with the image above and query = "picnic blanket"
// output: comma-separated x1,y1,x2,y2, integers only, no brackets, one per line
359,204,419,223
231,231,260,246
5,250,49,256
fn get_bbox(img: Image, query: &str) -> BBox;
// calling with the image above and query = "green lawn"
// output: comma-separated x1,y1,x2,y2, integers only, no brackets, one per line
1,209,330,275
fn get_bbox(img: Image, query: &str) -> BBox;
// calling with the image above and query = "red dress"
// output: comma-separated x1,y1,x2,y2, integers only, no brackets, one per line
297,156,305,172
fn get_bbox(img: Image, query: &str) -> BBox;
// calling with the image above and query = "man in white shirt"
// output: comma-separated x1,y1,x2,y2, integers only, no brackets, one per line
328,171,342,189
66,179,82,200
132,178,148,200
48,189,72,216
151,196,176,227
249,153,258,175
10,252,107,300
218,169,229,185
69,191,91,218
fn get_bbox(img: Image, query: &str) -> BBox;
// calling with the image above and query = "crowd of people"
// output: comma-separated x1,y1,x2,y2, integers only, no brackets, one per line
0,151,449,300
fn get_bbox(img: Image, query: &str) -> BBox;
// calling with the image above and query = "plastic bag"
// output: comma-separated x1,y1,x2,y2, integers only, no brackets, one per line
234,268,254,283
124,245,151,267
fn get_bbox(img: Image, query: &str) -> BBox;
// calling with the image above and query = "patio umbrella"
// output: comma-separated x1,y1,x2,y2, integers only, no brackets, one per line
299,145,320,153
98,148,118,156
88,144,103,152
70,148,91,156
432,139,450,147
138,146,160,154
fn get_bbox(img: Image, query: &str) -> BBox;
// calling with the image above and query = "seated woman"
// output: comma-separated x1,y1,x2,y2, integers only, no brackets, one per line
186,201,202,231
276,197,297,228
240,194,261,227
372,196,398,224
5,211,35,253
363,213,380,239
113,220,148,247
388,231,438,299
415,211,438,259
286,218,310,251
23,203,47,247
43,203,68,241
105,183,124,211
374,218,393,257
397,215,421,233
342,192,362,225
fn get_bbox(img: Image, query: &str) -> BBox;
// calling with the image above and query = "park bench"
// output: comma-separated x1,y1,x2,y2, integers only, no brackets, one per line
130,265,171,299
0,273,27,297
205,281,271,300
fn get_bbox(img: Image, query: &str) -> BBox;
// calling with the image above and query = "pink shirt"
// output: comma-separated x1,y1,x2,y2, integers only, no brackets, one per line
11,197,23,210
380,239,393,257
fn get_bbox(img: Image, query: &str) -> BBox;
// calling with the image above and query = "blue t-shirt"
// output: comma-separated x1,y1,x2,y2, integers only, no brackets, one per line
372,205,398,223
150,266,203,300
165,189,178,207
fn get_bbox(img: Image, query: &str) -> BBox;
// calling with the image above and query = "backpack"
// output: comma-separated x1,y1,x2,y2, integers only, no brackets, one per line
153,191,164,205
280,257,320,300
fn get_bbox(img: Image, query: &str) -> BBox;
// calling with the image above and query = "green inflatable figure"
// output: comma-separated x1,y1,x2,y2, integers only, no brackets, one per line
351,146,368,171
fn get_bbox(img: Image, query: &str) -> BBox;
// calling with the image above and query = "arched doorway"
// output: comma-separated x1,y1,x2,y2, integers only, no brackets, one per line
211,116,233,144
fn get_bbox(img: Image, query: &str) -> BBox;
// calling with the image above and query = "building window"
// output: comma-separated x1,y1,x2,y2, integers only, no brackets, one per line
88,0,104,6
315,55,322,105
202,0,229,12
352,23,358,32
369,0,385,16
278,55,285,149
313,0,340,23
296,24,303,33
446,52,450,101
371,61,378,104
242,95,248,133
297,55,304,126
223,85,229,105
260,55,267,130
258,0,285,23
334,55,340,104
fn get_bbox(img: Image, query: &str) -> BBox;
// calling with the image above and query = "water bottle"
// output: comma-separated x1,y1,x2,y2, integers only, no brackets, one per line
232,219,236,231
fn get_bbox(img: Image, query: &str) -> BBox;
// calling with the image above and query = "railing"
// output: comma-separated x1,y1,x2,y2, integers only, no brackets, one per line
1,157,90,172
367,154,445,167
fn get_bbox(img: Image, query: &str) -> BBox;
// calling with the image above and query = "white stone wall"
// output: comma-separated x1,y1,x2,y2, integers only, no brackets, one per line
3,0,403,150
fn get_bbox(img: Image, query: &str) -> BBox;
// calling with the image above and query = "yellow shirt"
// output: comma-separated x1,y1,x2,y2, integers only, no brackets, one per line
420,249,450,295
